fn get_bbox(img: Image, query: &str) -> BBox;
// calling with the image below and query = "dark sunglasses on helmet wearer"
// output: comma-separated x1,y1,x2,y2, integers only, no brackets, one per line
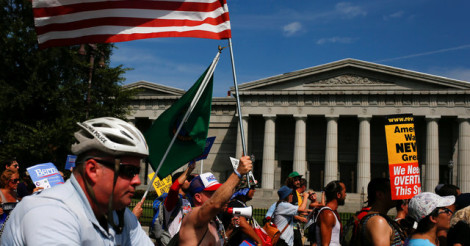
92,159,140,179
9,179,20,183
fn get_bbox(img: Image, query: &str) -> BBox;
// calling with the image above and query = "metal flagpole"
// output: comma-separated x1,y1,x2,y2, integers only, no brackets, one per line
227,38,257,185
142,49,222,200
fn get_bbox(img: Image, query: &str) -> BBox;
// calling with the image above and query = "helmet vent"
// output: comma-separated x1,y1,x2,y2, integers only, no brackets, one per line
107,134,134,147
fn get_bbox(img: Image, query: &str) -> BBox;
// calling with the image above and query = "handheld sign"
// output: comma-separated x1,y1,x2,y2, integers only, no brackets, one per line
65,155,77,170
194,136,216,162
148,172,172,196
27,162,65,189
385,114,422,200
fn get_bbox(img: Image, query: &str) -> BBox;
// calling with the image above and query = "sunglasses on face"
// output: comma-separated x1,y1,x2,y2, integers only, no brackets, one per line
9,179,20,184
12,164,19,168
93,159,140,180
437,207,453,215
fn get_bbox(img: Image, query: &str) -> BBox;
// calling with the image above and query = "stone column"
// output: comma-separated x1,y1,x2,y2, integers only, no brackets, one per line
236,116,249,158
425,117,440,192
293,115,307,177
357,116,371,194
262,115,276,189
458,118,470,192
324,116,339,186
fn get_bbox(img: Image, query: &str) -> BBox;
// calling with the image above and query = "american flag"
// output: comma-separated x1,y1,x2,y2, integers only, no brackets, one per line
33,0,231,49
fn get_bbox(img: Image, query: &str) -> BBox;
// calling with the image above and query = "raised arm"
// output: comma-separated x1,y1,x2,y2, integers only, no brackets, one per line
193,156,252,228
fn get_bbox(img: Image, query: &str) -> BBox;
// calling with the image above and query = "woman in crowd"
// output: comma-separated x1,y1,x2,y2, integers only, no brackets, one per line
0,169,20,228
406,192,455,246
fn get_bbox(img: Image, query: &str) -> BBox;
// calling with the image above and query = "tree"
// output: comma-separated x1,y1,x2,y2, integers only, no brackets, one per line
0,0,136,168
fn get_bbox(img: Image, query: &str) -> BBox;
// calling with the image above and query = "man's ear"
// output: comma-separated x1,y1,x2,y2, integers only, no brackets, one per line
84,159,100,184
429,215,438,224
194,193,203,204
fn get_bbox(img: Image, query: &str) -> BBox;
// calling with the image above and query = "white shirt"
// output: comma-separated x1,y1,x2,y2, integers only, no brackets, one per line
315,206,341,246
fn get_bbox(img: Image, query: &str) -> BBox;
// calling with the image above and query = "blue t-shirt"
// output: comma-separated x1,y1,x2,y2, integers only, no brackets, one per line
405,238,435,246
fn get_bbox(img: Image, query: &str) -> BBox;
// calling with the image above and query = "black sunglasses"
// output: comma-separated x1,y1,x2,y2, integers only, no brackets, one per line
9,178,20,183
93,159,140,180
437,207,453,215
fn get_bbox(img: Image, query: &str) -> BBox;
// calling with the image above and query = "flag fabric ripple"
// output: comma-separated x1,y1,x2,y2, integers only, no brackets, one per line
33,0,231,48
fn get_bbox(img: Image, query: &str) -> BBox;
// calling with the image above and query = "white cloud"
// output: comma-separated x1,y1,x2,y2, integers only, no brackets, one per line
316,37,356,45
335,2,367,19
283,22,303,37
383,10,404,21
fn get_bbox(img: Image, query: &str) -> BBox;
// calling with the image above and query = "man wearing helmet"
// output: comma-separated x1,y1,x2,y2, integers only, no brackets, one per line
1,117,153,245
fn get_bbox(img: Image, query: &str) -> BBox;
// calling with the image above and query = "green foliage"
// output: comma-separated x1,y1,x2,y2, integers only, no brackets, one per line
0,0,136,168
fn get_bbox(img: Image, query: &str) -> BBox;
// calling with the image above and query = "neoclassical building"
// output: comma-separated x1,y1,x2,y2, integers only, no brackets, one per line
125,59,470,211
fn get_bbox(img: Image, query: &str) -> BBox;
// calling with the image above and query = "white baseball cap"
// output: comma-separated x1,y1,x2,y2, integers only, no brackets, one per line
408,192,455,222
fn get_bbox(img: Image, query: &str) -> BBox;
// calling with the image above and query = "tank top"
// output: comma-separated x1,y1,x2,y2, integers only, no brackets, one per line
315,206,341,246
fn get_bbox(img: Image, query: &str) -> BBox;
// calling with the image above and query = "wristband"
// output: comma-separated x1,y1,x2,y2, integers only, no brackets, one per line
234,169,242,179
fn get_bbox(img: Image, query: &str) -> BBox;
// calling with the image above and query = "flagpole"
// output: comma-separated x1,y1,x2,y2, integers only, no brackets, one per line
227,38,257,185
142,50,222,200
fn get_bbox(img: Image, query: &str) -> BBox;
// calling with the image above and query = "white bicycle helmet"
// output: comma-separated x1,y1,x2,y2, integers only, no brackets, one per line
71,117,149,157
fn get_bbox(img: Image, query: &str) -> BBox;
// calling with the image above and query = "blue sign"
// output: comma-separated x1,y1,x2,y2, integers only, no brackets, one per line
194,136,216,161
65,155,77,170
27,162,65,189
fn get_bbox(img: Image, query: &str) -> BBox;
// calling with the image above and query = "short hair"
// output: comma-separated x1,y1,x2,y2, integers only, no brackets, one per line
1,158,16,168
367,178,391,206
324,180,343,202
1,169,18,188
436,184,460,197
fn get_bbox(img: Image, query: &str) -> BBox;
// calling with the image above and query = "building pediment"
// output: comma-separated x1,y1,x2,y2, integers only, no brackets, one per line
234,59,470,93
123,81,185,98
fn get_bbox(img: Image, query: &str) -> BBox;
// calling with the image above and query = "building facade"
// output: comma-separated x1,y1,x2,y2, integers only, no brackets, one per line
125,59,470,211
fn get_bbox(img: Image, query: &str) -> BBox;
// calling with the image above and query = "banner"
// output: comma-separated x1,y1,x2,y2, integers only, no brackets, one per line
33,0,231,48
194,136,216,161
27,162,65,189
148,172,172,196
65,155,77,170
145,64,213,178
385,114,421,200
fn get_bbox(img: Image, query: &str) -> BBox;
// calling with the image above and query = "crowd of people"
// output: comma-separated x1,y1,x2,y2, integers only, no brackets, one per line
0,116,469,246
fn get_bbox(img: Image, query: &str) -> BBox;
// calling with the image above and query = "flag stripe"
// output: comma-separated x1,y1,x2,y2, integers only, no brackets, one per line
34,7,228,26
33,0,231,48
33,0,221,8
38,22,231,45
39,30,231,48
36,15,229,34
34,1,225,18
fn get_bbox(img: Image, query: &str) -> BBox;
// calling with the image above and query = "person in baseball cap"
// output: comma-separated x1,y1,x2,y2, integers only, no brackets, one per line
407,192,455,246
188,172,222,199
178,156,253,246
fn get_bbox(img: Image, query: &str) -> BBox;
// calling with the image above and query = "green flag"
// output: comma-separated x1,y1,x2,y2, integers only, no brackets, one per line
145,66,213,178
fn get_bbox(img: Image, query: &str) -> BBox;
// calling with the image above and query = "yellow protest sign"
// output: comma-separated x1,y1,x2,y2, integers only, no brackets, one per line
385,114,421,200
148,172,172,196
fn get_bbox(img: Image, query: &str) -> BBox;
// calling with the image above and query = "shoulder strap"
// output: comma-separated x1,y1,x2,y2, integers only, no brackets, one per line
315,206,334,222
197,227,209,246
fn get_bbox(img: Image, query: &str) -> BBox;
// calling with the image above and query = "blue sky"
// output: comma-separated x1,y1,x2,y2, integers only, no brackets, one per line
110,0,470,97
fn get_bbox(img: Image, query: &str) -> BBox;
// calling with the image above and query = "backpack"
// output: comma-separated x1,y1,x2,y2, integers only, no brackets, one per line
304,206,333,244
149,193,183,246
341,207,371,246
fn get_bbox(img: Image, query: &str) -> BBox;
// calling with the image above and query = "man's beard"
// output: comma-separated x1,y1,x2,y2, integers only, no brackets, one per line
338,198,345,206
